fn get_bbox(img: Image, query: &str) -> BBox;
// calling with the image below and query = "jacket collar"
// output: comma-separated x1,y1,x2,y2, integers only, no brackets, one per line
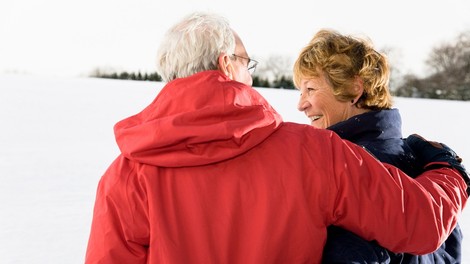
328,109,403,143
114,71,283,167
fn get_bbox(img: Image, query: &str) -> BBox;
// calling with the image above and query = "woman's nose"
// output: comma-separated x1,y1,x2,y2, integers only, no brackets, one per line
297,97,310,112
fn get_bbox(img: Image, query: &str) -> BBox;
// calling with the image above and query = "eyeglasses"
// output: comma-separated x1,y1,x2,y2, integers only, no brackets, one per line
231,54,258,75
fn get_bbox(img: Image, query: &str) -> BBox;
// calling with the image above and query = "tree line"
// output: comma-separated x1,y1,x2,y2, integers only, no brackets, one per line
90,29,470,100
90,69,162,82
90,69,294,89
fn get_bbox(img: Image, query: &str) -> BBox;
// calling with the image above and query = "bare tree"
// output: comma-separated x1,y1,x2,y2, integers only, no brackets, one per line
255,54,293,82
395,30,470,100
426,30,470,75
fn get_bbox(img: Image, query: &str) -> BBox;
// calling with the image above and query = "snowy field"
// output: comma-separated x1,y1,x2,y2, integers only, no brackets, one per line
1,74,469,263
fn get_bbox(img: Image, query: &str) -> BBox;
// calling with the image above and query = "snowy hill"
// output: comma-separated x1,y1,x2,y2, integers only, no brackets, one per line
1,74,469,263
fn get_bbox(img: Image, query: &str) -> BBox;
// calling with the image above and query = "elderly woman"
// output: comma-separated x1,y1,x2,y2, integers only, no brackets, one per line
294,29,463,263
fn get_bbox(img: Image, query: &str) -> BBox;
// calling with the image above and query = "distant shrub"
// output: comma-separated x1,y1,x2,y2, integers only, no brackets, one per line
90,69,162,82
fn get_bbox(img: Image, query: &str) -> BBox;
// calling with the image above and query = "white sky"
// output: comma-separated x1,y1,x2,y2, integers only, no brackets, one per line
1,0,470,78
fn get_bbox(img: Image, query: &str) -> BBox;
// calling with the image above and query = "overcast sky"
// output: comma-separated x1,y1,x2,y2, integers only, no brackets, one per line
1,0,470,78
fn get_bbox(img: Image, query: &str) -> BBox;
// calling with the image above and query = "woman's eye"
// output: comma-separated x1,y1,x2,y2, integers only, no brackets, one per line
300,87,316,96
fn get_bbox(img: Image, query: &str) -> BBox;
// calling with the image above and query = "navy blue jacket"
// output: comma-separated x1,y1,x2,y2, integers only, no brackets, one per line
321,109,463,264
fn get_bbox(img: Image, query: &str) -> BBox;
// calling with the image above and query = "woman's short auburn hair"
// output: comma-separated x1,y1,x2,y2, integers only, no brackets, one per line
293,29,393,110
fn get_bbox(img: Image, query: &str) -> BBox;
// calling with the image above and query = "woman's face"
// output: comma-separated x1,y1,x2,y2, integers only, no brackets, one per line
297,73,354,129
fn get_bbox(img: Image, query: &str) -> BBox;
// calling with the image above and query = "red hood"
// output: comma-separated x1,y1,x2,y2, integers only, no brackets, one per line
114,71,283,167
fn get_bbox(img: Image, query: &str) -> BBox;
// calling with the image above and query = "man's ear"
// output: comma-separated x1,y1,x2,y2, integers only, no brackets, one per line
217,53,234,79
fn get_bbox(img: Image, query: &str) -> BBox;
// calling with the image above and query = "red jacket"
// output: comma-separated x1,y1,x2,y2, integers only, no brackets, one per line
85,71,467,264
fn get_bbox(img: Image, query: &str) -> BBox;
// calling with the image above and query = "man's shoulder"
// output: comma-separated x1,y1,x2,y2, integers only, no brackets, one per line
265,122,339,151
277,122,337,138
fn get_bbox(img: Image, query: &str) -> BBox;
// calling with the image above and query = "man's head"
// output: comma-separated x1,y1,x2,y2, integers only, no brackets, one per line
156,12,255,86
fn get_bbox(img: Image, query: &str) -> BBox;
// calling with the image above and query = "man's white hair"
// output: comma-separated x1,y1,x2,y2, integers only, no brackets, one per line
156,12,236,82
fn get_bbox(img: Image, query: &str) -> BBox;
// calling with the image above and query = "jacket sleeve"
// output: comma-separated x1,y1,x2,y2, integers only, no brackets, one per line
324,132,468,255
85,156,150,264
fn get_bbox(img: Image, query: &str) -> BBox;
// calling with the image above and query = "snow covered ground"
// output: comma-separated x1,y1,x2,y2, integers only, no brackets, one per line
1,74,469,263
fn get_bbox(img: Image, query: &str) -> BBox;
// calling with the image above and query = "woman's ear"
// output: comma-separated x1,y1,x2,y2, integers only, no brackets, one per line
351,76,364,105
217,53,234,79
351,76,364,104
